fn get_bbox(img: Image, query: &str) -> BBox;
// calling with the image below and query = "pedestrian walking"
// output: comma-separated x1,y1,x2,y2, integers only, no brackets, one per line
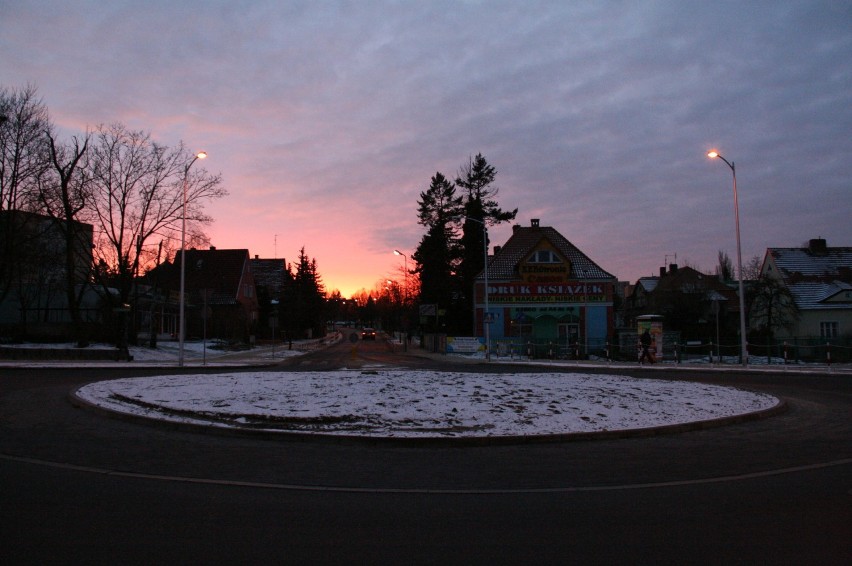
639,329,655,364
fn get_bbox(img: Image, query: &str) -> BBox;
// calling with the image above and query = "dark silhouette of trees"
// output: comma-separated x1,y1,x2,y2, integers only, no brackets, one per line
87,123,226,346
747,273,799,344
454,154,517,333
0,85,51,304
282,246,326,339
412,172,461,332
41,129,92,346
411,155,517,335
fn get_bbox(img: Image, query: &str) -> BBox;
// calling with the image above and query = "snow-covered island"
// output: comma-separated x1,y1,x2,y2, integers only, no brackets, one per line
75,369,781,439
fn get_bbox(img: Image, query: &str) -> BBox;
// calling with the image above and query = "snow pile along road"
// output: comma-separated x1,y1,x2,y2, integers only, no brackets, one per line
75,370,780,438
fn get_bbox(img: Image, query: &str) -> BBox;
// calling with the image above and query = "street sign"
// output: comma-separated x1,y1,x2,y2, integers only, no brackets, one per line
419,304,437,316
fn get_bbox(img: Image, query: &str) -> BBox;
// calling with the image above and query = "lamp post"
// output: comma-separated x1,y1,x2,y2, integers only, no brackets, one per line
456,216,490,361
393,250,409,349
581,269,589,358
178,151,207,367
393,249,407,302
708,150,748,366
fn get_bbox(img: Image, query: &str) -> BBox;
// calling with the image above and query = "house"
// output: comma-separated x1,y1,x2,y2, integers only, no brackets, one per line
476,218,617,357
622,276,660,319
154,247,259,343
0,210,98,340
250,256,289,340
761,238,852,340
623,264,740,343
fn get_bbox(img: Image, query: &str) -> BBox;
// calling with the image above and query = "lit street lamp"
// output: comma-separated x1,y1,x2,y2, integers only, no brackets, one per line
178,151,207,367
707,150,748,366
393,249,407,302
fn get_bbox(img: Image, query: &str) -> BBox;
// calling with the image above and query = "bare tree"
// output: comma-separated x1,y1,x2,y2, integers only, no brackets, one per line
87,123,226,345
0,84,50,211
716,250,734,281
41,129,93,345
742,254,763,281
0,85,52,304
747,272,799,362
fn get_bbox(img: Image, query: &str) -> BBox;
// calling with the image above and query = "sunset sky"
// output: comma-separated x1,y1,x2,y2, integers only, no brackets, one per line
3,1,850,297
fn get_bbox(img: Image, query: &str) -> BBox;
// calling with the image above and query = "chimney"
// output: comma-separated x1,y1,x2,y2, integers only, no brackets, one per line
669,263,678,274
494,245,502,255
808,238,827,256
660,266,666,278
531,219,540,228
512,224,520,233
210,245,216,251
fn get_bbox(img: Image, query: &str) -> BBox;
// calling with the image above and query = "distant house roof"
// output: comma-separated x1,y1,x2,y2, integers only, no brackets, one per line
484,220,615,280
636,277,659,293
765,239,852,311
786,281,852,310
651,265,738,303
160,248,252,305
767,243,852,280
250,257,288,297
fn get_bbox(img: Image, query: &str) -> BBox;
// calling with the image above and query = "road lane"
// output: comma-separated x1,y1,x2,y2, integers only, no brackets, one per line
1,341,850,564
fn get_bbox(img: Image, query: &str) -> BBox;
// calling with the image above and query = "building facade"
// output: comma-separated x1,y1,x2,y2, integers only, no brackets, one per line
761,238,852,340
474,219,617,357
151,247,259,342
0,210,97,339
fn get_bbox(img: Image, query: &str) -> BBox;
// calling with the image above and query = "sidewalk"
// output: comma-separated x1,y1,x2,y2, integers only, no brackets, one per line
0,341,308,369
403,344,852,376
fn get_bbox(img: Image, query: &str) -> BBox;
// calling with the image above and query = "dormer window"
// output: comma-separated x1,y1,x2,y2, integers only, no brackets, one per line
529,250,560,263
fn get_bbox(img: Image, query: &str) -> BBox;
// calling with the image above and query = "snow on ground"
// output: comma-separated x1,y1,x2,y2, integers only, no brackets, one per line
75,369,780,438
0,338,317,366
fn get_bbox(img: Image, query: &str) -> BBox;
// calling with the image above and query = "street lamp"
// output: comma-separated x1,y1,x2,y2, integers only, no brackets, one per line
393,250,409,350
178,151,207,367
707,150,748,366
393,249,407,303
455,216,491,361
581,268,589,358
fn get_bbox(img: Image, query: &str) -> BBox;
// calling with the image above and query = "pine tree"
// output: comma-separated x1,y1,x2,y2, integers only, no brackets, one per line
283,246,326,338
454,154,517,333
412,172,462,331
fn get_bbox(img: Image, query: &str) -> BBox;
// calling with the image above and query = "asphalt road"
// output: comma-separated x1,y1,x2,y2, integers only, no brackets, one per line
1,334,850,565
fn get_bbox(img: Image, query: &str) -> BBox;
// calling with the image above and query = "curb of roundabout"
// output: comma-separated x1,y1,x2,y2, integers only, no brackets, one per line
68,387,788,447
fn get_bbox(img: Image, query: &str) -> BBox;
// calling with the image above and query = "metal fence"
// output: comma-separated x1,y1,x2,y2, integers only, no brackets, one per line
490,335,852,366
676,337,852,365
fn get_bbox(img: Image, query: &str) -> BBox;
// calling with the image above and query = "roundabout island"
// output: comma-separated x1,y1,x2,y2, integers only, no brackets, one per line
2,340,849,565
74,368,782,440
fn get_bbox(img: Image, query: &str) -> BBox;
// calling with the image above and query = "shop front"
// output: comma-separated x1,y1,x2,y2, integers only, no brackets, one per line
474,219,617,358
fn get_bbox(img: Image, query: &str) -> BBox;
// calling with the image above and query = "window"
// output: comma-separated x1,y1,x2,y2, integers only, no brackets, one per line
820,321,838,339
529,250,560,263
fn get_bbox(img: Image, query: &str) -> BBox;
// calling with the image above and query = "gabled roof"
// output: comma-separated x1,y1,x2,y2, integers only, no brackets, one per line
767,245,852,281
636,277,659,293
766,240,852,311
162,248,252,305
251,258,288,296
786,281,852,310
646,266,739,313
484,222,615,280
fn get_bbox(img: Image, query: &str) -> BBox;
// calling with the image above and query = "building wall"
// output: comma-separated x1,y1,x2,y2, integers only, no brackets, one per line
787,309,852,340
476,279,615,353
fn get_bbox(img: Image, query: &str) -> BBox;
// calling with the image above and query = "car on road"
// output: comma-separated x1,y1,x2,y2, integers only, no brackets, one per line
361,327,377,340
